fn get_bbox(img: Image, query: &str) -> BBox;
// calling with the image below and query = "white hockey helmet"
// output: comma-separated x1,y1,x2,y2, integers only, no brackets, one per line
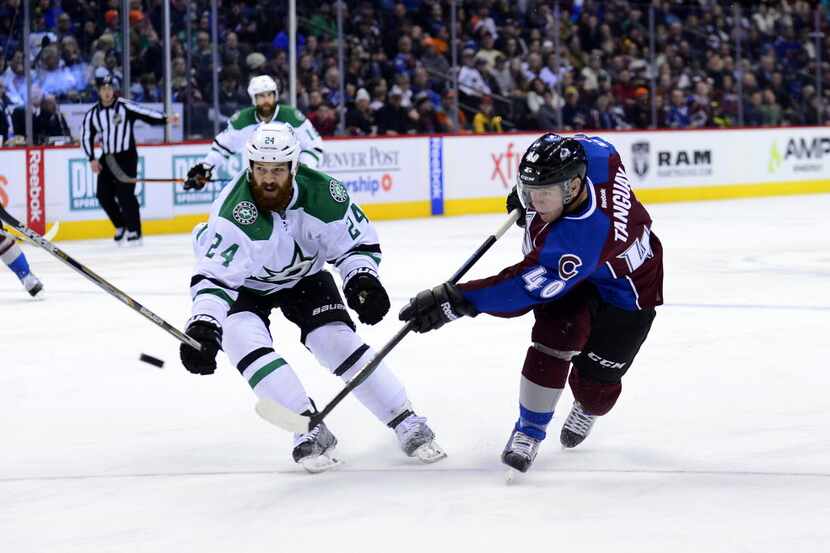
246,122,300,175
247,75,278,104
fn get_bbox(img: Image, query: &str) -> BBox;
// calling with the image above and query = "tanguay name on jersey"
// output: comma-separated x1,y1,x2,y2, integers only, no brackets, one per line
204,105,324,173
460,135,664,315
189,164,380,325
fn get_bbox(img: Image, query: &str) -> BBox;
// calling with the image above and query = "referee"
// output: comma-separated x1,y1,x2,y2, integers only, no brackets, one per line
81,72,178,246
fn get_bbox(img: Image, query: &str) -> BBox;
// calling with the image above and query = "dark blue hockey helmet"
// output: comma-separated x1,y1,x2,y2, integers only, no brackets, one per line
517,133,587,215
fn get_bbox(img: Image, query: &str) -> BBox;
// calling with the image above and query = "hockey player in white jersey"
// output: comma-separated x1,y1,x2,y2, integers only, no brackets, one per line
179,122,444,472
184,75,324,191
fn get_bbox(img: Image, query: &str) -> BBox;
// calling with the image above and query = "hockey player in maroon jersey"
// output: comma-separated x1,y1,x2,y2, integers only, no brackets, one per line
399,133,663,475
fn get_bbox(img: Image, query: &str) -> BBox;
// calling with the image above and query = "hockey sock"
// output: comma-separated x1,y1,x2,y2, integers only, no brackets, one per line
239,350,312,415
568,366,621,416
223,311,312,414
0,241,31,281
306,323,409,424
517,344,572,439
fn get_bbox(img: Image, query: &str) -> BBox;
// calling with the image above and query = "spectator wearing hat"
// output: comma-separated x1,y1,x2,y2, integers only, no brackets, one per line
475,31,502,72
562,85,589,130
458,48,492,111
413,91,444,133
420,37,450,85
246,52,267,75
346,88,376,136
472,95,503,133
375,87,415,135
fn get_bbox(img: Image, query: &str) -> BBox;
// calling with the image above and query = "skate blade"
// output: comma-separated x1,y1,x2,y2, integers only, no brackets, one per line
412,441,447,464
505,467,523,484
300,452,343,474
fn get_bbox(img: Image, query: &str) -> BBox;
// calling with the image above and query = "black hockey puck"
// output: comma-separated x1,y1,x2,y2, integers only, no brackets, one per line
139,353,165,368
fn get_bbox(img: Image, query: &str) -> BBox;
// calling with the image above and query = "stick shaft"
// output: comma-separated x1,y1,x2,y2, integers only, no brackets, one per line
308,210,521,429
0,205,201,351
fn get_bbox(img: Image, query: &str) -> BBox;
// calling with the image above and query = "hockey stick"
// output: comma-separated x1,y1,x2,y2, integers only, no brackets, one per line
0,204,202,351
0,220,60,242
256,209,522,433
103,155,227,184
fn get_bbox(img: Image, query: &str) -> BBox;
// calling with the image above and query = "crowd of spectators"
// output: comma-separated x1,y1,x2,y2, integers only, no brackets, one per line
0,0,828,144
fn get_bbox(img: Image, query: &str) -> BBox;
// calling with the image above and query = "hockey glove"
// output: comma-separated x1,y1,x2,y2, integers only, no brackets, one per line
180,315,222,375
398,283,478,333
184,163,214,191
344,272,391,325
506,185,526,227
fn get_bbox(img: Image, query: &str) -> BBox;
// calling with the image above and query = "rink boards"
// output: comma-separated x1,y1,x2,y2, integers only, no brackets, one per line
1,126,828,240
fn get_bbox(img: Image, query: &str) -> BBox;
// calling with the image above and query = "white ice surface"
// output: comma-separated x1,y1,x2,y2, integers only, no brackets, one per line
2,194,829,552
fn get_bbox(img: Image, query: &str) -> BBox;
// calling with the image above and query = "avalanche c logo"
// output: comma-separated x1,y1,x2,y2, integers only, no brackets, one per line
558,254,582,281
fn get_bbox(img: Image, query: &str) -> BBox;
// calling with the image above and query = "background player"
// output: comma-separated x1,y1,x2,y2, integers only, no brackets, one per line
179,122,444,472
399,133,663,475
0,223,43,297
185,75,324,191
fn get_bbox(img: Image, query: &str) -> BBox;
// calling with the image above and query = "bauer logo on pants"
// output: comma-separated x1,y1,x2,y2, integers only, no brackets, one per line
68,158,146,211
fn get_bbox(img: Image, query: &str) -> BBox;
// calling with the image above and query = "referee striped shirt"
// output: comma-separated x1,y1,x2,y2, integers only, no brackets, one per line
81,98,167,161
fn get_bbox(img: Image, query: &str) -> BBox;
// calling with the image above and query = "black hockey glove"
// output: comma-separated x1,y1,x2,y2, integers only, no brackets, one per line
180,316,222,375
184,163,213,191
398,283,478,333
506,185,526,227
344,272,391,325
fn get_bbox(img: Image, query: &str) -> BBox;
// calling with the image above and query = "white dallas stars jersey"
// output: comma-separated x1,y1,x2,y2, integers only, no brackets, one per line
189,164,380,325
203,105,324,172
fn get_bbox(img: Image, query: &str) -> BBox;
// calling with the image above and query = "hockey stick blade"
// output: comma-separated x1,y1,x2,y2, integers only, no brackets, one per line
255,398,311,433
43,221,60,241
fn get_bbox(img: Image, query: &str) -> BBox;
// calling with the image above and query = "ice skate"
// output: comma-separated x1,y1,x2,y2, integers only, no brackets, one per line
391,411,446,463
560,401,597,449
21,273,43,298
292,421,341,474
113,227,126,246
124,231,143,247
501,426,541,479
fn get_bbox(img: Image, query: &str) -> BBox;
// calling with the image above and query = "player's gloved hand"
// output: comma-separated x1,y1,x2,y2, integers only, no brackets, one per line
180,315,222,375
506,185,526,227
398,283,478,333
184,163,213,191
344,271,390,325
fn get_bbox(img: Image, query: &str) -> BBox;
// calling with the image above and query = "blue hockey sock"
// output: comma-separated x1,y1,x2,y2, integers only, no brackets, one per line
516,404,554,440
9,253,32,280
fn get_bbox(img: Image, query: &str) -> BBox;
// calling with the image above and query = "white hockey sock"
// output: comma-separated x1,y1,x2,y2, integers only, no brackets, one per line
223,311,311,414
241,352,311,415
306,322,409,425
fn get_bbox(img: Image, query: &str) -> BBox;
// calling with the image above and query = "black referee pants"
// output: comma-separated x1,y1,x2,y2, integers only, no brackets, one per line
96,150,141,234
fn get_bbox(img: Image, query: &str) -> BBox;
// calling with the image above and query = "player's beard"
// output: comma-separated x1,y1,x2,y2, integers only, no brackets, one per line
256,100,276,120
251,174,292,212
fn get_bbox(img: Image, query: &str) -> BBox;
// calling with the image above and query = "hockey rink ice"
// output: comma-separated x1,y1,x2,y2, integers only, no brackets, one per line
2,194,829,552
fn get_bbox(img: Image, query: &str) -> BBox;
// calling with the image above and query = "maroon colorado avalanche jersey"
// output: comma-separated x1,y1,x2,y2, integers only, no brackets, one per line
459,135,663,316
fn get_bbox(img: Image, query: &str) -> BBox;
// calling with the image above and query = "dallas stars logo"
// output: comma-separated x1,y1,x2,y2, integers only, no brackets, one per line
251,240,317,285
